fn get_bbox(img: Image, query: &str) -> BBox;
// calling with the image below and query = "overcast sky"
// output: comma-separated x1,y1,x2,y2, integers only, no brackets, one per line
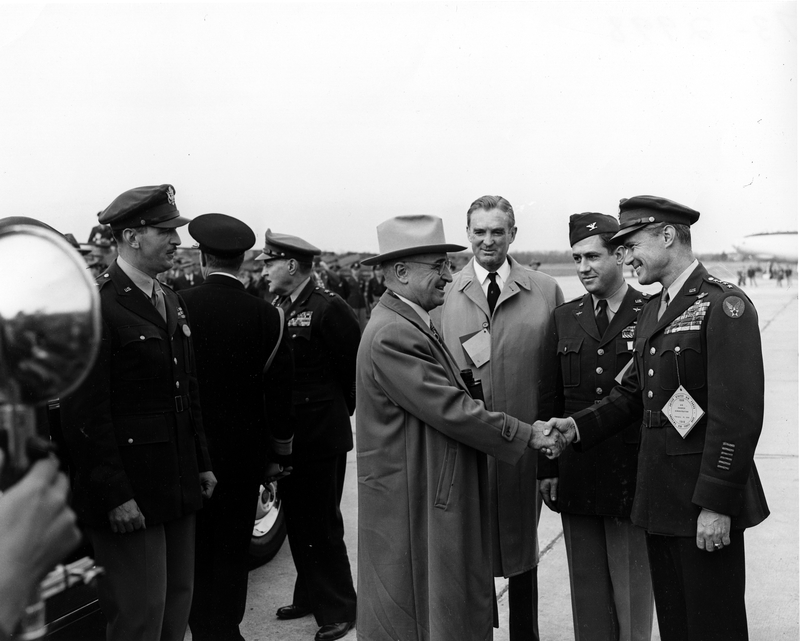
0,2,795,255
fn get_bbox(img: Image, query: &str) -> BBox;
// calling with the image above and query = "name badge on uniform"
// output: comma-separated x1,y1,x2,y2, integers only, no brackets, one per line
662,385,705,438
460,328,491,368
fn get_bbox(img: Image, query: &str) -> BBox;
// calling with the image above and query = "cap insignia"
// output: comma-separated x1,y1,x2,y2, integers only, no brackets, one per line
167,186,176,206
587,222,597,231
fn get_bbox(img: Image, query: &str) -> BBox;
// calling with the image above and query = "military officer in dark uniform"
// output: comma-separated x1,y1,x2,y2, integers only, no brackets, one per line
180,214,295,641
257,230,359,641
539,213,653,641
60,184,217,641
545,196,769,641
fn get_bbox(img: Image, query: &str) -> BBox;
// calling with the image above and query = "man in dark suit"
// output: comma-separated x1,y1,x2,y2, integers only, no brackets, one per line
257,230,360,641
539,212,653,641
180,214,295,641
60,184,217,641
170,262,205,291
545,196,769,641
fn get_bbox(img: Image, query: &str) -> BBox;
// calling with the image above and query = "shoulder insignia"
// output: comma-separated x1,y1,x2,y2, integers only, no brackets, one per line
722,295,746,318
706,275,735,290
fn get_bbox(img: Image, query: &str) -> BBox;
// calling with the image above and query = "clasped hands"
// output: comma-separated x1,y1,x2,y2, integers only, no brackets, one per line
529,417,577,459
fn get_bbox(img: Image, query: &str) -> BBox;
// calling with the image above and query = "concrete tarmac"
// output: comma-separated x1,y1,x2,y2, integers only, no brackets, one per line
231,275,797,641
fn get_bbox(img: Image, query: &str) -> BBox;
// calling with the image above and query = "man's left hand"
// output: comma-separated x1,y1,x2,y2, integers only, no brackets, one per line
199,471,217,499
696,508,731,552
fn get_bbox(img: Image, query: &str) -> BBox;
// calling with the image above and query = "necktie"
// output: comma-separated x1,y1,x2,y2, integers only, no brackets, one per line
658,290,670,320
151,280,167,322
429,320,443,345
487,273,500,315
595,298,609,336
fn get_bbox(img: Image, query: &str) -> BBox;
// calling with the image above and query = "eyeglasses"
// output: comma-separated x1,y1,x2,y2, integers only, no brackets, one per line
404,259,455,276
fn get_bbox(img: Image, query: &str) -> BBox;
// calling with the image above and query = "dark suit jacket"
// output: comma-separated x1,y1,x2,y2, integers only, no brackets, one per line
280,279,360,462
180,274,294,483
539,285,647,518
572,263,769,536
60,261,211,528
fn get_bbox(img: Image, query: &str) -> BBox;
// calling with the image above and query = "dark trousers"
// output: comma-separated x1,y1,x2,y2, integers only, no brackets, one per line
89,514,195,641
645,530,748,641
189,480,257,641
508,567,539,641
281,453,357,626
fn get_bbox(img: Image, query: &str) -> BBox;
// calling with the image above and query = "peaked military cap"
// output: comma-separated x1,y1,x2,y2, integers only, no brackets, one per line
255,229,322,262
98,184,190,230
612,195,700,241
188,213,256,257
569,212,619,246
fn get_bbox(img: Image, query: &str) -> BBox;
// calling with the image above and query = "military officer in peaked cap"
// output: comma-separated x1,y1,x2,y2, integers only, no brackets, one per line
60,184,216,641
539,212,654,641
544,196,769,641
257,231,359,641
180,215,295,641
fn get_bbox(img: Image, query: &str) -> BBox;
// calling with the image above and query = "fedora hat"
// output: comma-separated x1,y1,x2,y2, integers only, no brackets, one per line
361,215,466,266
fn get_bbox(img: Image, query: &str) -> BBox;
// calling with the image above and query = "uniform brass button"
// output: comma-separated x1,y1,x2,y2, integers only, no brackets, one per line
304,397,309,402
674,346,681,353
647,390,654,398
128,438,133,444
650,347,656,355
595,367,603,374
648,369,654,377
597,348,604,356
176,381,180,389
595,387,603,395
174,358,178,365
140,335,145,340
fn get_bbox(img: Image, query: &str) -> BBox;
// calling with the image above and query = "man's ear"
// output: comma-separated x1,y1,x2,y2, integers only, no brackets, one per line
662,224,676,248
122,228,140,249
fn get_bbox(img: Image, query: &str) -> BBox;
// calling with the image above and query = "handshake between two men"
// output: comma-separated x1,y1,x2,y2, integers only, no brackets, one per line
529,418,576,459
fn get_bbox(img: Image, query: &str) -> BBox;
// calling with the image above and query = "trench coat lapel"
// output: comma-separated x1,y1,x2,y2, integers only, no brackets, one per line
107,261,167,328
457,261,491,320
379,291,469,393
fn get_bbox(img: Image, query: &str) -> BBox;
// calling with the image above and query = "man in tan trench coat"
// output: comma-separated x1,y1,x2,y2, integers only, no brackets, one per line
356,215,565,641
437,195,563,640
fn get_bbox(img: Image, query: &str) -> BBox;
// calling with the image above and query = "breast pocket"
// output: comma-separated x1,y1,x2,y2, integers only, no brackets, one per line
658,334,704,391
557,338,583,388
116,326,166,380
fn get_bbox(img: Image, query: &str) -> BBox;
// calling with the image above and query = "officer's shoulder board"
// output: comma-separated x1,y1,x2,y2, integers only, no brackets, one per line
704,275,752,319
556,294,584,309
313,285,338,299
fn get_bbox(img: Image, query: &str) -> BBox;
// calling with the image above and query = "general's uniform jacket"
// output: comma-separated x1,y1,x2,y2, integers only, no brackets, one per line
572,263,769,536
280,279,361,462
437,256,563,577
538,286,647,517
60,261,212,528
356,292,537,641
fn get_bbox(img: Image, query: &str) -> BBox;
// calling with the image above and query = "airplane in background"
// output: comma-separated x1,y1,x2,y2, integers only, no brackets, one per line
732,231,798,262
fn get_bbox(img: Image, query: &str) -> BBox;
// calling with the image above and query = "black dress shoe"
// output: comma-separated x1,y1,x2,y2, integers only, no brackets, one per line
315,621,355,641
275,604,312,620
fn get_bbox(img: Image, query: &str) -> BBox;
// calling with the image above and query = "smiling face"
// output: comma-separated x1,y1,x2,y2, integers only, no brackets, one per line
467,208,517,272
125,226,181,276
399,252,453,311
571,235,625,297
622,226,670,285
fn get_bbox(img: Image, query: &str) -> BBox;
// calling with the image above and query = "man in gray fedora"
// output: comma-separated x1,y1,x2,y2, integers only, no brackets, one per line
355,215,566,641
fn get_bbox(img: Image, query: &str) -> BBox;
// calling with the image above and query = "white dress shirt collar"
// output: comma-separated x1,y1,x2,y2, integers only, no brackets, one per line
472,257,511,296
116,256,156,297
394,293,431,327
666,259,700,303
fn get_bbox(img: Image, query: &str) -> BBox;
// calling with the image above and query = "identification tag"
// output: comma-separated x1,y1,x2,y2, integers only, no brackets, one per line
460,329,492,368
662,385,705,438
